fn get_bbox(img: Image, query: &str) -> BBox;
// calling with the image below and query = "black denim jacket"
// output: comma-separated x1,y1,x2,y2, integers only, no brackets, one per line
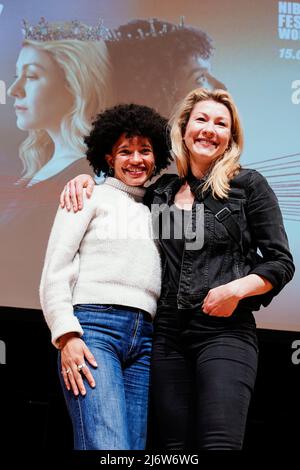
144,168,295,312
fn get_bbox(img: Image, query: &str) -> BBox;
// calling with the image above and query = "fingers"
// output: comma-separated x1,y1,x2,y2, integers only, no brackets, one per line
61,367,71,392
61,364,86,396
74,178,83,210
82,346,98,389
84,345,98,368
69,180,78,213
69,366,82,396
61,360,97,396
203,304,234,317
86,180,95,198
202,296,223,316
79,363,96,390
67,178,87,212
60,338,98,396
60,180,79,212
202,298,210,315
71,362,88,396
64,184,72,212
62,366,83,395
60,186,66,208
60,175,94,211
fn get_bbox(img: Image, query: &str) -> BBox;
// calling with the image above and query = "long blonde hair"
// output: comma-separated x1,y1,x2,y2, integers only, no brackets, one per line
170,88,244,198
19,39,112,179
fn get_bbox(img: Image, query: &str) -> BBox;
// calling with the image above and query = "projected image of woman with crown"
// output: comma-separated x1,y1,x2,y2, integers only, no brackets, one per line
7,18,111,186
0,19,112,311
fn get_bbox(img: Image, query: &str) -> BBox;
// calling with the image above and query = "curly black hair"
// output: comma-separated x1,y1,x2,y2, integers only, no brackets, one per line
85,103,172,177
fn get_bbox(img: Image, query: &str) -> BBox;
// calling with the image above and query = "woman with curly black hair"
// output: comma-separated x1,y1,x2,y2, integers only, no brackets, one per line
85,103,171,179
40,103,172,450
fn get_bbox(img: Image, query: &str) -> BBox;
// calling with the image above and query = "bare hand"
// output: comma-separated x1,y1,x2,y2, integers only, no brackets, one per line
202,282,241,317
60,174,95,212
60,334,98,396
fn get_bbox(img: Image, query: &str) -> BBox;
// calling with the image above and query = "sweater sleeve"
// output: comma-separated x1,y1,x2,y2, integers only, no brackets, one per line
40,191,96,348
246,170,295,306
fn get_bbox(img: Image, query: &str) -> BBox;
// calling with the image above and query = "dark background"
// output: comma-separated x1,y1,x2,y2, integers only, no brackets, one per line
0,306,299,454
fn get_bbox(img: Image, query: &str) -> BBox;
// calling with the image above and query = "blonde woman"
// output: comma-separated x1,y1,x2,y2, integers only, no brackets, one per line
8,29,111,185
0,22,112,308
60,88,294,450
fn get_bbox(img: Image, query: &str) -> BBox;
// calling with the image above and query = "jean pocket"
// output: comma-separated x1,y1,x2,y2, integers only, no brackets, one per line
74,304,114,313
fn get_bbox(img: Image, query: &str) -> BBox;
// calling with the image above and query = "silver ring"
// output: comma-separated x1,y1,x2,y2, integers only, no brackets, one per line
77,363,86,372
65,368,71,374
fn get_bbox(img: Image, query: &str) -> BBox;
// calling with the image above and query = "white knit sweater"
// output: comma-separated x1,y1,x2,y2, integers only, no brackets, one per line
40,177,161,348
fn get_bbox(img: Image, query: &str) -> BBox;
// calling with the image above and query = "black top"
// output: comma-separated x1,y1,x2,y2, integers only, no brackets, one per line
159,203,191,295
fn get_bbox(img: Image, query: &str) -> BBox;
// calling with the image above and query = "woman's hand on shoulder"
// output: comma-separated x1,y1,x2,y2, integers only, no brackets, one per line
59,332,98,396
60,174,95,212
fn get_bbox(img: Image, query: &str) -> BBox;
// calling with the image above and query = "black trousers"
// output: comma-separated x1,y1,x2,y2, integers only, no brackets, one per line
151,303,258,450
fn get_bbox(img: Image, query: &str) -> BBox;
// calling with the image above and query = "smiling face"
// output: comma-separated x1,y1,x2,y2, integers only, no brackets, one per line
8,45,73,132
183,99,232,175
105,134,155,187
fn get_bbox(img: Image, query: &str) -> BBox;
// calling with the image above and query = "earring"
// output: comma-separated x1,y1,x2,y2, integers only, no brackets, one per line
108,167,114,176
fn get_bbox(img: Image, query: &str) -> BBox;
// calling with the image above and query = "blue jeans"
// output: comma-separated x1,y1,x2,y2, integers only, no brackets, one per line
58,304,153,450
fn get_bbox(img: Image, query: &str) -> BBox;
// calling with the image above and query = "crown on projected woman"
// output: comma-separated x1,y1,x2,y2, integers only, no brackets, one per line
22,16,186,43
108,16,186,41
22,17,111,41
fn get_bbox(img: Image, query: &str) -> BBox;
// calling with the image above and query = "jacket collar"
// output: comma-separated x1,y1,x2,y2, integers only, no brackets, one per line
186,170,209,200
153,175,183,195
152,171,210,201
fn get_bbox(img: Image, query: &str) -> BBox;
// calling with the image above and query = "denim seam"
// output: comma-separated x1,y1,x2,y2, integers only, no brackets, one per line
76,397,87,450
127,313,140,356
